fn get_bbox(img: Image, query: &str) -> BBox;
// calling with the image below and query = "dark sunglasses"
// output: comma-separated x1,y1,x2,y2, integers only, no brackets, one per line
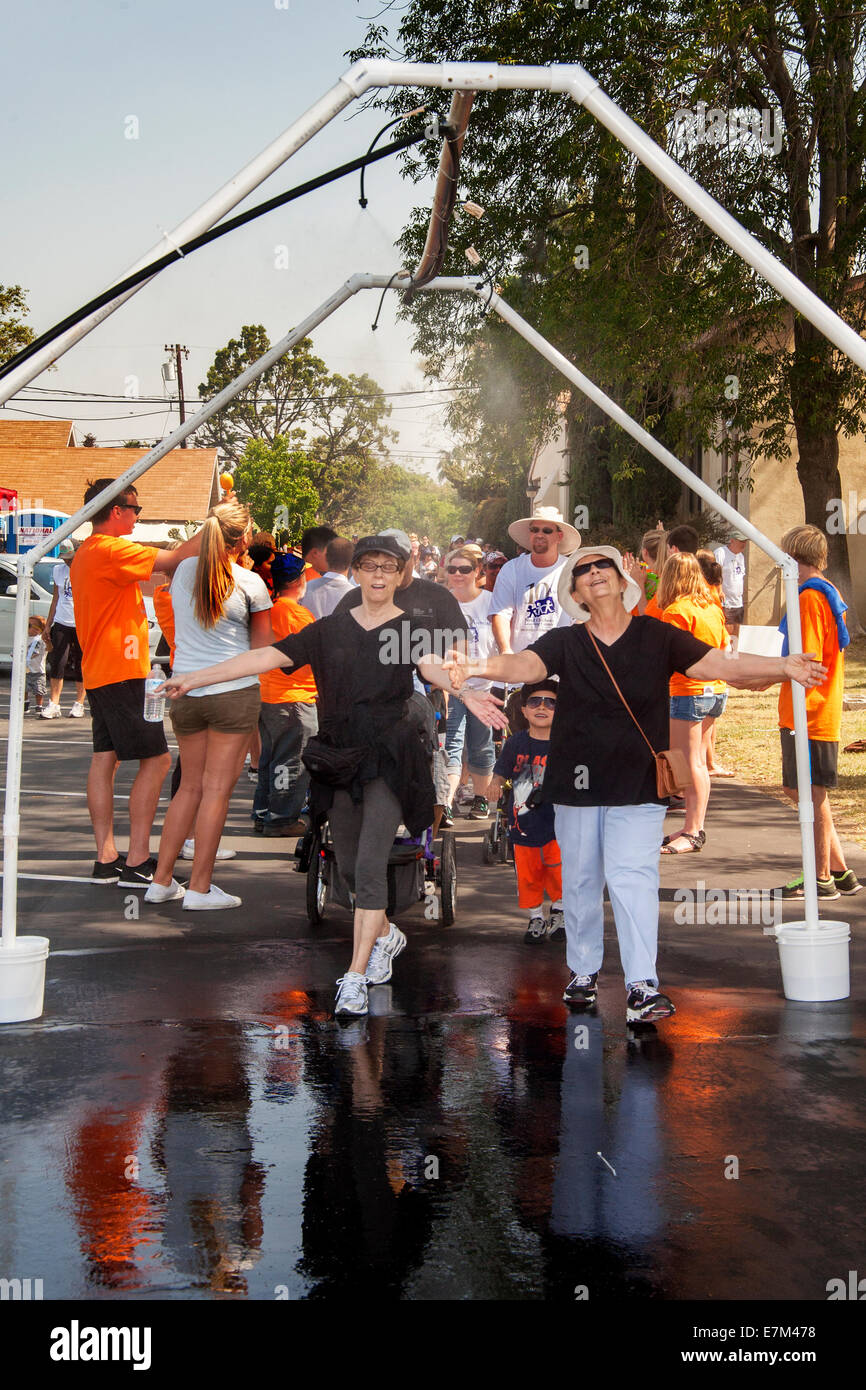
525,695,556,709
446,564,475,575
571,556,616,580
117,502,143,516
529,525,557,535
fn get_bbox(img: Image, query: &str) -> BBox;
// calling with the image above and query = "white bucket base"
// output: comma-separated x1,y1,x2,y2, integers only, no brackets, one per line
774,920,850,1002
0,936,50,1022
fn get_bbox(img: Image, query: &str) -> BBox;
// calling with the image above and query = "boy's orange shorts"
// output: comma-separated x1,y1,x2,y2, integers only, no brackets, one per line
512,840,562,908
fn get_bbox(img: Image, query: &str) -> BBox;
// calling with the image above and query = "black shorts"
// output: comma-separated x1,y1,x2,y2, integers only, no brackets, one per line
47,623,83,683
780,728,838,790
88,679,169,761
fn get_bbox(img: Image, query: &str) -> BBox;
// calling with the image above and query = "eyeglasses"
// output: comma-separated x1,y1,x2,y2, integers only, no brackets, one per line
117,502,143,516
446,565,475,575
529,525,557,535
357,559,400,574
572,556,616,580
525,696,556,709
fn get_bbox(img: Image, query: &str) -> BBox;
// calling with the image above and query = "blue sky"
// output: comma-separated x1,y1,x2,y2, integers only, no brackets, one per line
1,0,453,468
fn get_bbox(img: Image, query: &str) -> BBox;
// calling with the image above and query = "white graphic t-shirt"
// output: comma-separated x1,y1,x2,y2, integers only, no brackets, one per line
489,554,573,652
51,563,76,626
458,589,496,690
713,546,746,608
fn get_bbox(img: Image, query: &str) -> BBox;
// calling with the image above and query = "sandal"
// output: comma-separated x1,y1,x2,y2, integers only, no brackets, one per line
843,740,866,753
661,831,703,854
661,829,705,848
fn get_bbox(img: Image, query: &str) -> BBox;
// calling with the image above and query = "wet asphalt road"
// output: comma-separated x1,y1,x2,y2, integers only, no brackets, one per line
0,691,864,1302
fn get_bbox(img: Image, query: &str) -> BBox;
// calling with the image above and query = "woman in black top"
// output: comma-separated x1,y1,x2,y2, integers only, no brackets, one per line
448,545,825,1024
161,533,498,1020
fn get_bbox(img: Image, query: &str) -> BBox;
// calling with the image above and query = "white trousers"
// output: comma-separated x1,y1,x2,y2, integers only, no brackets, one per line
553,803,667,988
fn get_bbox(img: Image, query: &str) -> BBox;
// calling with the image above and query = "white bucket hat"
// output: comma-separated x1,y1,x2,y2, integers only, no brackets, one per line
508,504,581,554
557,545,642,622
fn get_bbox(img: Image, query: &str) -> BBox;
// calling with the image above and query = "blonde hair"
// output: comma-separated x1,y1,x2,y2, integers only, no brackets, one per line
444,545,482,570
641,529,667,572
781,524,827,571
657,552,713,609
194,500,252,629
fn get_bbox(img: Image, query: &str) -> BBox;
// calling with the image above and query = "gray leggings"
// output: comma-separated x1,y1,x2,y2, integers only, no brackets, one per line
328,778,403,910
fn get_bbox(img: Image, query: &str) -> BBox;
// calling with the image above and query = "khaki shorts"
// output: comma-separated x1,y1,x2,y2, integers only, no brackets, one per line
170,684,261,736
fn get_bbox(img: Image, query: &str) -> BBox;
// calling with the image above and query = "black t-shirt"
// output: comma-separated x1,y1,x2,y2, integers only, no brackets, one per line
333,577,469,660
529,617,712,807
493,731,556,846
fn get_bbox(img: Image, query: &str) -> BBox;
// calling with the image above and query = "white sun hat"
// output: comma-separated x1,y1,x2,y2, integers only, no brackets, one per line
557,545,642,622
507,504,581,554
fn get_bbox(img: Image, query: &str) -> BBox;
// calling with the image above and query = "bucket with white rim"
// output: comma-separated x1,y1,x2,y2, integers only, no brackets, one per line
0,936,50,1022
766,919,850,1002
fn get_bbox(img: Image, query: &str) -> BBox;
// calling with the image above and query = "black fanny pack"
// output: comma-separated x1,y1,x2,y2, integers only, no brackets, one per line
301,737,367,788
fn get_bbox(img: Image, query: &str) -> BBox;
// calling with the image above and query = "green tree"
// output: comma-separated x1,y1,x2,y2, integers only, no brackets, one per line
353,1,866,608
232,436,320,543
349,461,470,538
197,326,397,524
0,284,34,367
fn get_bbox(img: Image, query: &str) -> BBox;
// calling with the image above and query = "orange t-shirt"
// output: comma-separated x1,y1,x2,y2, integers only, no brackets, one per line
644,592,663,621
70,534,156,688
152,583,175,667
778,587,844,740
663,596,728,696
259,596,317,704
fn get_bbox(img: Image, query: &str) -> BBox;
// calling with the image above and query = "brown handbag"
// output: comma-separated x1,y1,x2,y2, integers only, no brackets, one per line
585,630,692,797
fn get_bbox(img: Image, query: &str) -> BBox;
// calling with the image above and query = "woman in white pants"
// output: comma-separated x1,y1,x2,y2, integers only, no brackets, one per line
446,545,826,1022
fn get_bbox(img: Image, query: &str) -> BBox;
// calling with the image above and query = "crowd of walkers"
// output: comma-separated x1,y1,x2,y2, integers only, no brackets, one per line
48,480,849,1023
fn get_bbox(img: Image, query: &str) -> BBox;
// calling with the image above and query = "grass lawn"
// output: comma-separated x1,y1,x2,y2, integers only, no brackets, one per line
715,634,866,850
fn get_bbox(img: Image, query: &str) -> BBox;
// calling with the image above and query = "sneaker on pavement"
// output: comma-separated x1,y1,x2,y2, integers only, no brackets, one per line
90,856,125,884
263,819,308,837
365,922,407,984
335,971,369,1017
833,869,862,895
179,839,237,860
468,796,489,820
626,981,676,1022
117,858,156,888
144,878,185,903
439,804,454,829
182,884,242,910
547,908,565,940
69,702,85,718
563,971,598,1007
524,915,547,944
781,873,841,900
39,702,61,719
456,785,474,807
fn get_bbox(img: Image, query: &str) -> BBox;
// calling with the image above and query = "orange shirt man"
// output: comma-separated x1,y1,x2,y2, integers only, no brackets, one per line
254,553,319,836
69,478,201,884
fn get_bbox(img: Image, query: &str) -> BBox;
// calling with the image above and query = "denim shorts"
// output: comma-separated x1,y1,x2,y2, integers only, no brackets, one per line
670,692,728,722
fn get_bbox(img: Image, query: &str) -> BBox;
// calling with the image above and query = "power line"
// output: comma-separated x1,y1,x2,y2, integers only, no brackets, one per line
16,384,472,403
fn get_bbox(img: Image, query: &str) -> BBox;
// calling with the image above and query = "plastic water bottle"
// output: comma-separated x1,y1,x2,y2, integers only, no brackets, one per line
144,664,165,723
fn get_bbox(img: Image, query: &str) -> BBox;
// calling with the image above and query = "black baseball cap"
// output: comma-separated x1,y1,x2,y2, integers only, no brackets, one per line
352,534,408,565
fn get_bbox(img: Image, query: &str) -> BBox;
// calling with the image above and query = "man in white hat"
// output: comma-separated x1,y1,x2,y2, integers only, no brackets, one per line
713,529,747,637
490,505,581,654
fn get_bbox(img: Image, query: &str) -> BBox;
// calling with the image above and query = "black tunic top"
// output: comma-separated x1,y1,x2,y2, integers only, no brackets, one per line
529,617,712,806
273,609,447,833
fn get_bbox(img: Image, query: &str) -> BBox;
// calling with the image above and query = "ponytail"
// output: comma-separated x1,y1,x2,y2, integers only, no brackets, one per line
193,500,251,628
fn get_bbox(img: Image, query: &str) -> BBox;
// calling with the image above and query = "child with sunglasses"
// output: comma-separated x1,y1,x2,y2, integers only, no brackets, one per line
488,681,564,944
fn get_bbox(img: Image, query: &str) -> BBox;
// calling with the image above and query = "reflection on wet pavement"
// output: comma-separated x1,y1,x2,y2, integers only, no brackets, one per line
1,932,863,1301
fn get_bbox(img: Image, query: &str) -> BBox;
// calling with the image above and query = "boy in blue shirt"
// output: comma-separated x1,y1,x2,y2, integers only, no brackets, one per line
489,681,563,943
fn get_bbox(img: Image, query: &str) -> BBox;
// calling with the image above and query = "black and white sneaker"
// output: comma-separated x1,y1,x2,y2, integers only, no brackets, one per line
91,856,125,884
547,908,565,940
626,981,676,1022
563,972,598,1007
524,915,547,944
118,857,156,888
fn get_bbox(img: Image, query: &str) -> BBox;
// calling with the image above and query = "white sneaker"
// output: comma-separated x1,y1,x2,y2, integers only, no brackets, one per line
39,702,61,719
144,878,185,903
178,839,237,861
334,971,369,1016
365,922,407,984
68,702,85,718
182,884,242,911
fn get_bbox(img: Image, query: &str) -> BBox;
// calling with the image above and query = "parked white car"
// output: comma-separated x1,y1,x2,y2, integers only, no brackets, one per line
0,557,161,666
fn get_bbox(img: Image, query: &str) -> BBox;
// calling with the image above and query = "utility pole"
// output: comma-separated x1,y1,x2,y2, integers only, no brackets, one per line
164,344,190,446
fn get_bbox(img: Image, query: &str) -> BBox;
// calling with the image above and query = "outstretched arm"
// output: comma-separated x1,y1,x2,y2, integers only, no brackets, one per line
688,649,826,690
160,643,292,696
